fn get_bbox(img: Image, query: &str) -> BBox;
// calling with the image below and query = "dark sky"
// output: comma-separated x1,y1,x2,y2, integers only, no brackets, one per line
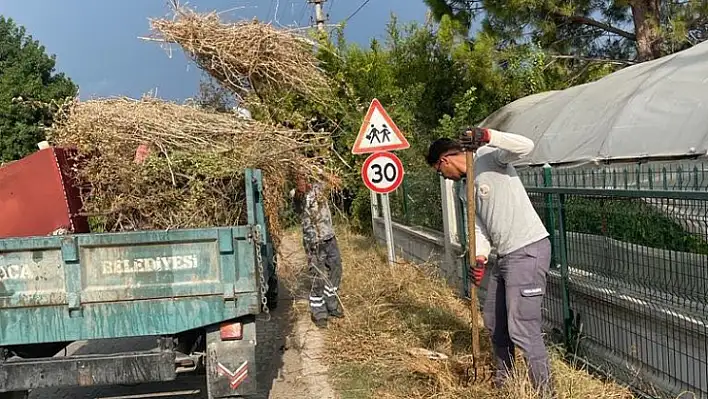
0,0,429,101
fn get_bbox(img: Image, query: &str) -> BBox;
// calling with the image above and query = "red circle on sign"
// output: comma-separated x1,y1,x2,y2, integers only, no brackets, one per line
361,152,405,194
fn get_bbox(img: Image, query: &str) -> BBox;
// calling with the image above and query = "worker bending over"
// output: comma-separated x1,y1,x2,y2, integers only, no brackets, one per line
426,128,554,396
292,170,344,328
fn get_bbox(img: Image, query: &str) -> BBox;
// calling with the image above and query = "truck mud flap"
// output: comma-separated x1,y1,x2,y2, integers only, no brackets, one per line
0,351,176,392
206,319,257,398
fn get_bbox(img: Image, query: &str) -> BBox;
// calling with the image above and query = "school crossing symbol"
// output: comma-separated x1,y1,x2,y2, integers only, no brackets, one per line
351,98,410,154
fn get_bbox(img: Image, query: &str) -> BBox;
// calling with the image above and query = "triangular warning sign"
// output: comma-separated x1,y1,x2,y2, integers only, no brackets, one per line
352,99,410,155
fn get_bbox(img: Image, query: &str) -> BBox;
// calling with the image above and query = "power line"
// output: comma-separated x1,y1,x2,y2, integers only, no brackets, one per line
297,1,309,26
267,0,274,21
343,0,373,23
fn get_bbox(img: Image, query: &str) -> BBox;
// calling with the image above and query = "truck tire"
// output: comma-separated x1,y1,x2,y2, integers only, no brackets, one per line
0,391,29,399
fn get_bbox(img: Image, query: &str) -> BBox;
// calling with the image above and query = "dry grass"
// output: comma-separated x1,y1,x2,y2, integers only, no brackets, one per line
324,229,635,399
47,97,337,248
147,2,331,103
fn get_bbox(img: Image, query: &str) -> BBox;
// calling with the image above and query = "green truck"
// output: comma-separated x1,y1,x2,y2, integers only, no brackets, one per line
0,169,279,398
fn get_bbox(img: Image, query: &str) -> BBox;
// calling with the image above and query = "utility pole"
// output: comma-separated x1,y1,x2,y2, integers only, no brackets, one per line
309,0,327,32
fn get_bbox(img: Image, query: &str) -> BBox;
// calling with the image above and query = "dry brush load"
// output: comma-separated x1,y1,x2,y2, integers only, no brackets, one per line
147,3,331,103
47,97,336,245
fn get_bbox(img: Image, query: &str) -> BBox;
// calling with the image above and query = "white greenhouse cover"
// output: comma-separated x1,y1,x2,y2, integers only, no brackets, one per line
480,40,708,167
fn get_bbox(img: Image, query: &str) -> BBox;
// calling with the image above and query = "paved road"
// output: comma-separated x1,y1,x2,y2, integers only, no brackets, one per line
28,291,295,399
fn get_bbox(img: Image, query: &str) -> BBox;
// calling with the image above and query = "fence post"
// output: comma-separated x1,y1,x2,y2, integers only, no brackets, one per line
440,176,460,293
543,165,573,349
401,176,411,224
452,181,470,299
542,165,558,269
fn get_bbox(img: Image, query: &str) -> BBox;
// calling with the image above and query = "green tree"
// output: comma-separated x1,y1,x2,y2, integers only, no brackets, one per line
0,16,77,162
245,16,575,230
425,0,708,62
233,13,597,230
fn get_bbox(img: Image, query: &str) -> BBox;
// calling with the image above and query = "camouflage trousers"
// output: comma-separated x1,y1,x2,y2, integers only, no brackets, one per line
305,236,342,320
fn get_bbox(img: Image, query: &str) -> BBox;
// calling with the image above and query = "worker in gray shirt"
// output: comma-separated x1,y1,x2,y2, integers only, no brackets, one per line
292,169,344,328
426,128,553,396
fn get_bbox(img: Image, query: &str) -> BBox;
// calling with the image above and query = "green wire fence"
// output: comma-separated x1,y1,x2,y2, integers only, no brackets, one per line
451,161,708,398
388,167,443,232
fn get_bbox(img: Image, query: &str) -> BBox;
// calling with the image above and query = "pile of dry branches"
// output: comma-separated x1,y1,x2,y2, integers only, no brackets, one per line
148,3,331,102
47,97,335,243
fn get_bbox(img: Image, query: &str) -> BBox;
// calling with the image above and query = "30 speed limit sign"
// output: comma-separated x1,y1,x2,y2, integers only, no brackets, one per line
361,151,405,194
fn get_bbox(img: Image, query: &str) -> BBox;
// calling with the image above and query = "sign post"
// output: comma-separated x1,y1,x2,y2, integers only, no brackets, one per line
361,151,404,264
380,191,396,264
352,99,409,265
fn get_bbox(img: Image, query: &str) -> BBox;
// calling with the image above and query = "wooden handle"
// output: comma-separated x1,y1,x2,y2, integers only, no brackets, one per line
466,151,476,281
465,149,481,358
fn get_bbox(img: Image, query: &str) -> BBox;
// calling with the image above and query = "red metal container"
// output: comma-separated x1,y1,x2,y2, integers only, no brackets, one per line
0,147,89,239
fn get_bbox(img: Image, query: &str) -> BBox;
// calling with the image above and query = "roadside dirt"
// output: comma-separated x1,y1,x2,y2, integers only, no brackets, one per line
266,237,338,399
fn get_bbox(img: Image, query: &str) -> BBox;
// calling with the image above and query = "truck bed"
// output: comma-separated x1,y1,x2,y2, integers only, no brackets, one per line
0,226,261,347
0,169,271,349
